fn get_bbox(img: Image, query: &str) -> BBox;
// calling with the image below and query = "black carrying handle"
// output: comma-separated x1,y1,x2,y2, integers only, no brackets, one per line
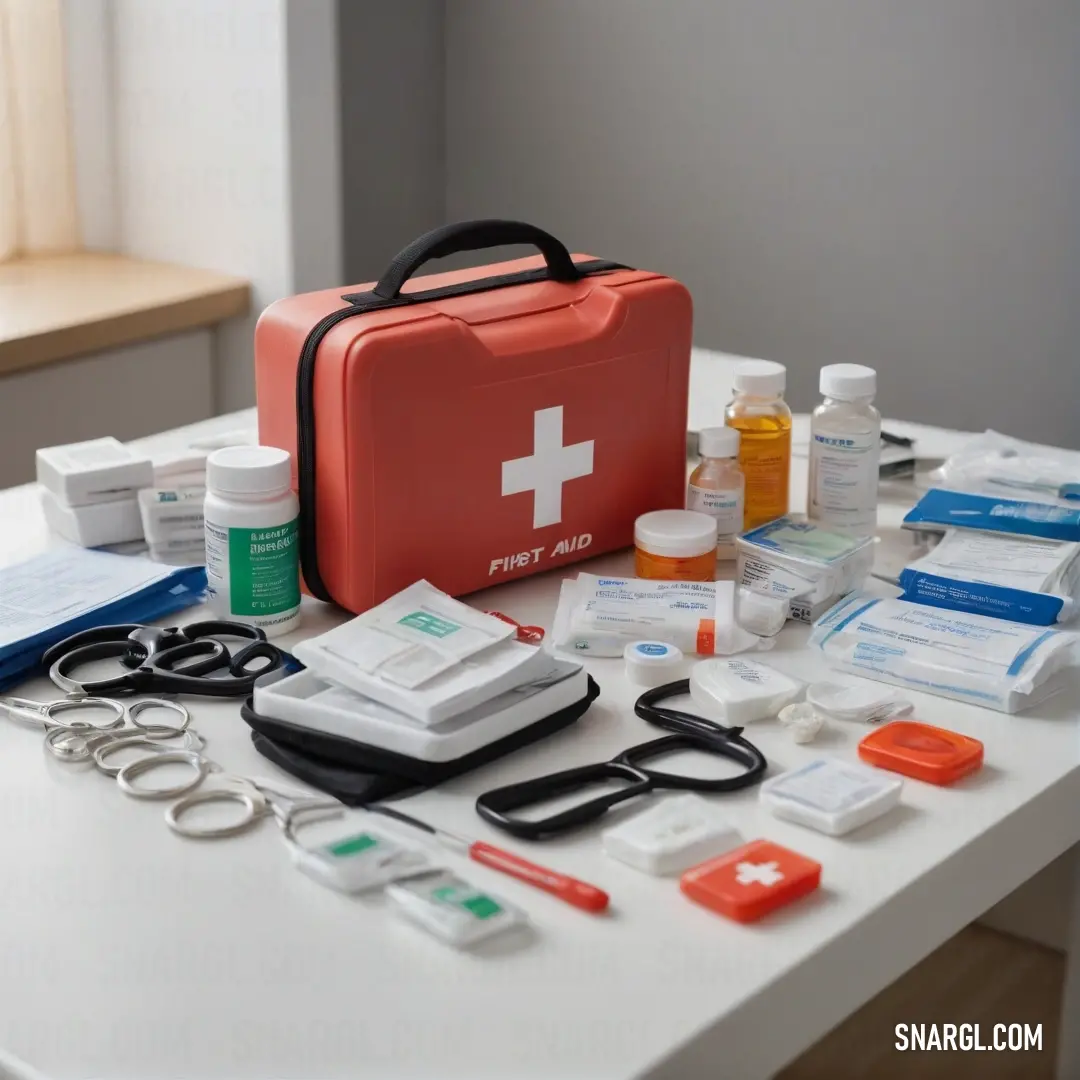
373,219,583,301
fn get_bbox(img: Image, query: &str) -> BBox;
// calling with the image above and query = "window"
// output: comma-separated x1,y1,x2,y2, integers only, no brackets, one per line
0,0,79,261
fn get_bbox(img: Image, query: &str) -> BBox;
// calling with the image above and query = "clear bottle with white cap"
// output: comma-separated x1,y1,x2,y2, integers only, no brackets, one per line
808,364,881,537
724,360,792,530
204,446,301,636
687,427,744,561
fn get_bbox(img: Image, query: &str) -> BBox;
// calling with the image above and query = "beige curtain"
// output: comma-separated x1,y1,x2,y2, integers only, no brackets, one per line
0,0,79,261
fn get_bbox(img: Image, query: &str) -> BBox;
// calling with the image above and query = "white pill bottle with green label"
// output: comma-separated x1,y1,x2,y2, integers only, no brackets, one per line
204,446,301,637
808,364,881,537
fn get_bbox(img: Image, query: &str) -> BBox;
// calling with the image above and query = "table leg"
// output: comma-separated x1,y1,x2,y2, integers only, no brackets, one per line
1058,845,1080,1079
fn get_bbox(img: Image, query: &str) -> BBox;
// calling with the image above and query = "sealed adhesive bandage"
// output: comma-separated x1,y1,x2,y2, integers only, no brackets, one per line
736,517,874,623
760,759,903,836
551,573,763,657
387,870,527,948
899,529,1080,625
809,592,1080,713
291,826,431,893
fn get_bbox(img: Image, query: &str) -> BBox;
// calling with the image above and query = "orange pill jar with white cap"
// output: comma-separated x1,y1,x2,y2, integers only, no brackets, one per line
634,510,718,582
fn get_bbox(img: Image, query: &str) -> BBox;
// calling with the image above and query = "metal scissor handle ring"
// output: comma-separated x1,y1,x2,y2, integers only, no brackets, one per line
47,724,134,762
44,723,99,760
115,749,210,799
42,697,127,730
49,643,141,696
127,697,190,736
165,782,269,840
41,626,146,669
92,733,202,777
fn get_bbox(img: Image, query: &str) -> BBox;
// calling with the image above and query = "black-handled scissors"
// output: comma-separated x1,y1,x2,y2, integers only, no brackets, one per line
475,679,768,840
42,620,287,698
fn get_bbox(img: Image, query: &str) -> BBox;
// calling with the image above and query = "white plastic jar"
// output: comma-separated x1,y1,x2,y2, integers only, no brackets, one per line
204,446,301,637
808,364,881,537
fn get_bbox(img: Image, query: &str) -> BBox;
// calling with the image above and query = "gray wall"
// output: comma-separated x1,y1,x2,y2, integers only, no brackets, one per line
338,0,446,284
445,0,1080,444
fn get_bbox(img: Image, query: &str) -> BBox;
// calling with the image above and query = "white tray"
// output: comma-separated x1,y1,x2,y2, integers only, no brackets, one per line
253,660,587,763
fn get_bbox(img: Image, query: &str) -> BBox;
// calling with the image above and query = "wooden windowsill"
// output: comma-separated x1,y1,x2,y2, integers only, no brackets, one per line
0,253,251,377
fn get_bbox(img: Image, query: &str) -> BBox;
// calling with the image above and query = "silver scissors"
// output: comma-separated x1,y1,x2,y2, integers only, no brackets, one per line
113,753,340,839
46,722,205,770
164,775,342,840
2,695,196,769
1,695,190,734
1,695,127,732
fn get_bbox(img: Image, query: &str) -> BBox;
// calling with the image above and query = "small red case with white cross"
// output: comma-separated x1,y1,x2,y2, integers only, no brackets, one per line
255,219,691,613
680,839,822,923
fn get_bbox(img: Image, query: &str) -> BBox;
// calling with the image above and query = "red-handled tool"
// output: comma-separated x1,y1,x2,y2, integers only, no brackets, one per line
367,804,610,914
465,840,609,912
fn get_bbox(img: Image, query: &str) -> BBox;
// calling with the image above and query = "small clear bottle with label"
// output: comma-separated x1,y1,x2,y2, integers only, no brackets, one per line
808,364,880,537
687,427,745,560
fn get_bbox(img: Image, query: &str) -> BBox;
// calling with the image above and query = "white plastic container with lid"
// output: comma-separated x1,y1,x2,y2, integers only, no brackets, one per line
634,509,718,582
601,794,742,876
760,759,903,836
623,640,686,687
689,657,803,723
687,426,744,561
204,446,301,637
808,364,881,537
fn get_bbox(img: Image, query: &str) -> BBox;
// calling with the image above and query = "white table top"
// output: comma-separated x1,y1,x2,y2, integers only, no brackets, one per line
0,407,1078,1080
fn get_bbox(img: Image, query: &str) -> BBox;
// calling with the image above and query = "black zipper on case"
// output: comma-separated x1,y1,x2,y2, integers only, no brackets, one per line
294,259,629,603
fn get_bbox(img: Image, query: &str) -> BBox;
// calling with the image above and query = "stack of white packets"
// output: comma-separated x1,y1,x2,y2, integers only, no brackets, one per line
139,447,211,565
37,438,152,550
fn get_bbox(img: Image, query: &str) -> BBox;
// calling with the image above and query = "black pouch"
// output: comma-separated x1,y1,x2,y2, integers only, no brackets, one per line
242,675,600,805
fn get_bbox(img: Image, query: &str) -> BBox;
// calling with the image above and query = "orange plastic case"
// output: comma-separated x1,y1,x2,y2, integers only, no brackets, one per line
255,220,692,613
680,839,822,923
858,720,984,785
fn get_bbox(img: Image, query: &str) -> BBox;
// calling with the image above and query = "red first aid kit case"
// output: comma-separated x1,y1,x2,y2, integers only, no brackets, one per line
255,220,692,613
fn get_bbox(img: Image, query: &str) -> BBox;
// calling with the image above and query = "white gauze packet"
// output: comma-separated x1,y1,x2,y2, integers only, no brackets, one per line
550,573,765,658
296,579,517,690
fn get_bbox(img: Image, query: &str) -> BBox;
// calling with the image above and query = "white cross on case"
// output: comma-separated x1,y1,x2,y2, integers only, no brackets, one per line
501,406,594,529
